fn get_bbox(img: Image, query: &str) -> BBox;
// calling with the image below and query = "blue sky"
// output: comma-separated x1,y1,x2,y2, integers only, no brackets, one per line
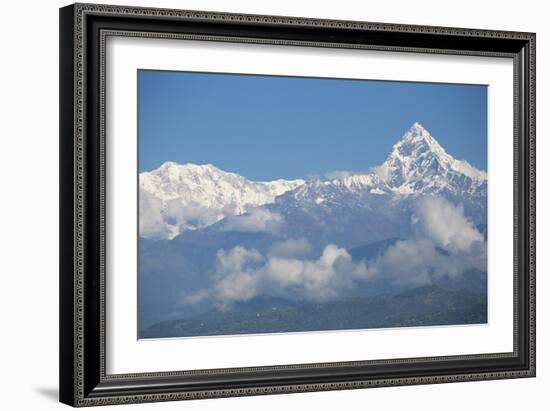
138,70,487,180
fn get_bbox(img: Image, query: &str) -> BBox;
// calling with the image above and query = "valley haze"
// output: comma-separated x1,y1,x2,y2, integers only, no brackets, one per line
138,123,488,338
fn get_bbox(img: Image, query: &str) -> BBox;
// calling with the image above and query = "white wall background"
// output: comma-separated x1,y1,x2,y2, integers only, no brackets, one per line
0,0,546,409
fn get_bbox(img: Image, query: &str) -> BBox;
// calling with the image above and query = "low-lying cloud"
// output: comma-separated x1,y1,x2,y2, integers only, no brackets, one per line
139,189,226,240
139,191,175,239
182,240,372,305
414,196,484,253
264,243,371,301
220,207,284,233
139,192,284,239
182,196,486,305
368,197,486,286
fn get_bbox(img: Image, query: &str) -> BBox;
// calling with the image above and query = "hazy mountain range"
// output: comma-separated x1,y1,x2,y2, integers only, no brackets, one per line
138,123,488,337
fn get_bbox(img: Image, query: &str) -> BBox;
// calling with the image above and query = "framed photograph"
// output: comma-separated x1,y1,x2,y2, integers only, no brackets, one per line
59,3,536,407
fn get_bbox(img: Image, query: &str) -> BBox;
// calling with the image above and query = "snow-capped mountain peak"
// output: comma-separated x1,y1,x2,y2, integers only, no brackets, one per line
140,123,487,240
141,162,305,202
401,121,440,145
373,123,486,195
139,162,305,239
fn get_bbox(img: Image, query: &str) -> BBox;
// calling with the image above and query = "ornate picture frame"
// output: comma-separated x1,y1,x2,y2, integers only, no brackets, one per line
59,3,535,407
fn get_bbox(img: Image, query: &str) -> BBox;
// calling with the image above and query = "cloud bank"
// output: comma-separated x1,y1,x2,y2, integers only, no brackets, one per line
182,240,371,305
368,197,486,286
182,196,486,305
139,191,284,239
139,189,226,240
139,191,175,239
220,207,284,233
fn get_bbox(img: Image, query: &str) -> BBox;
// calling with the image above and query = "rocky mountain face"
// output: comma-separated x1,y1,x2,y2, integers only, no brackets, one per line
375,122,486,196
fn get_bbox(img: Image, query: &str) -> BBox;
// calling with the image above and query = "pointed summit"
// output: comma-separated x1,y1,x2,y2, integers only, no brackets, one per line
374,123,486,195
403,122,437,145
408,121,428,136
394,122,447,159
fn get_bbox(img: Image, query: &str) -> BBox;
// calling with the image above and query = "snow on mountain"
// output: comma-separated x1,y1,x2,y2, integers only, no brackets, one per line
286,122,487,204
140,123,487,240
289,173,389,203
373,122,486,196
139,162,304,239
257,123,487,251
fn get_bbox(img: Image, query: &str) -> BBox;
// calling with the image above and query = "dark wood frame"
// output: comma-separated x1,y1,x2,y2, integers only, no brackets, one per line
60,3,536,407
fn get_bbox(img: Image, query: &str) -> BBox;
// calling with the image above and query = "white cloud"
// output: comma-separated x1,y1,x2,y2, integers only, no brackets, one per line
221,207,284,233
370,164,389,181
265,244,371,300
212,246,265,302
181,196,486,305
139,190,228,240
139,191,174,239
140,194,286,240
413,197,484,253
368,239,440,286
180,289,211,305
164,200,223,230
367,196,486,285
183,241,372,305
180,246,265,305
215,246,264,273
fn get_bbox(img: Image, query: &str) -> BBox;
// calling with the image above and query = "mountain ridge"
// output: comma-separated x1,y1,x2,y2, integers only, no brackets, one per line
140,123,486,240
140,162,305,238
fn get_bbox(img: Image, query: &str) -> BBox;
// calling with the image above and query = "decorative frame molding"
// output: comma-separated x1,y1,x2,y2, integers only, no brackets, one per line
59,3,535,407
